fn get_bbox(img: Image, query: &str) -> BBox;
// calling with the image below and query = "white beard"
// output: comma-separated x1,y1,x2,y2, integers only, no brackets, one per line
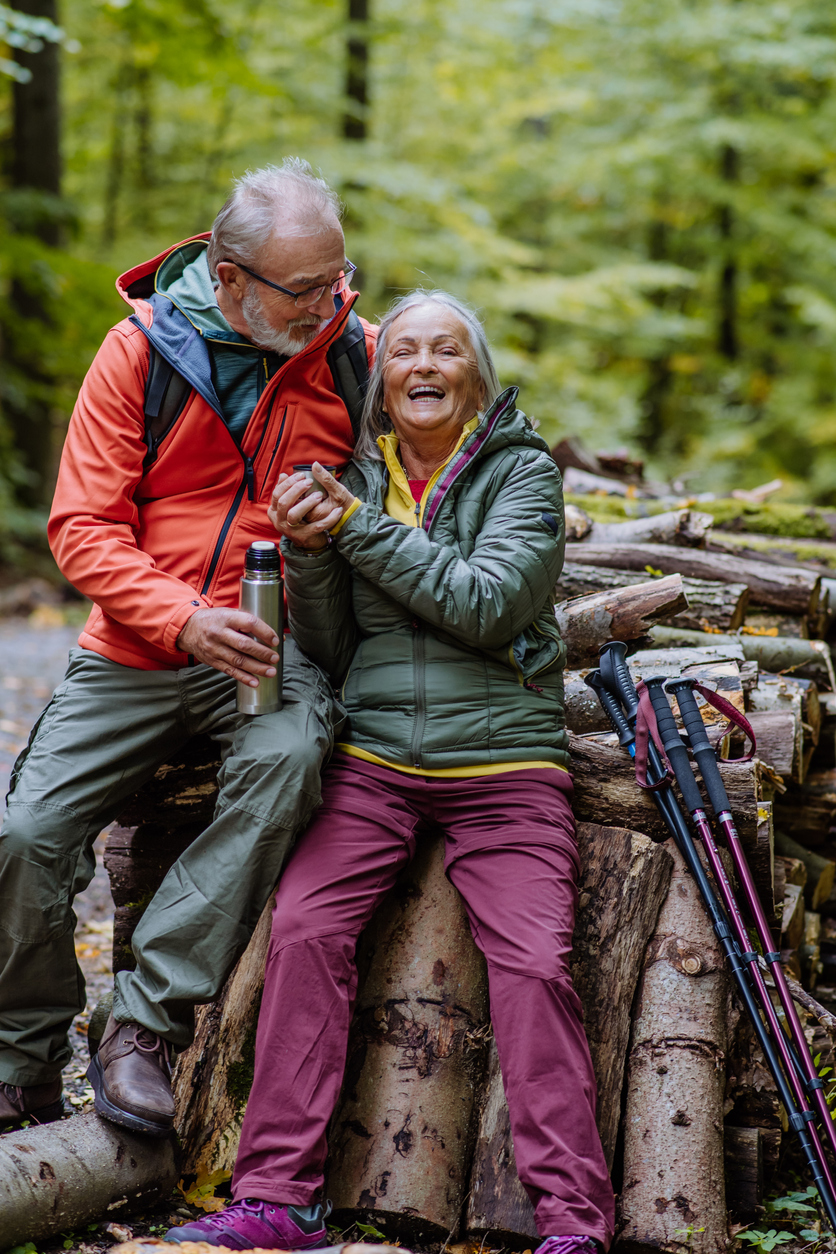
241,283,331,356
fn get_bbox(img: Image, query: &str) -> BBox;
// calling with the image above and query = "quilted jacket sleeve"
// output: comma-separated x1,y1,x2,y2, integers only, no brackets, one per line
280,539,358,684
48,324,211,654
333,449,564,651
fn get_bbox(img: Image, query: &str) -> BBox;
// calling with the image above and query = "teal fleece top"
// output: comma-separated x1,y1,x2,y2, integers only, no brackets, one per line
156,240,286,442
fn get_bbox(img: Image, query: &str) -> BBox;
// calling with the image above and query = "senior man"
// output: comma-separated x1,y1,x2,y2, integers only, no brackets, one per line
0,159,375,1177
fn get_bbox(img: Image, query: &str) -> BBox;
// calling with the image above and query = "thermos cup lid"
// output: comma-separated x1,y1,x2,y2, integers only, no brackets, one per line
245,541,280,574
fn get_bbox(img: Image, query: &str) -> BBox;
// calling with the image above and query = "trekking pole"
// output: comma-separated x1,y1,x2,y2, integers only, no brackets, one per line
664,676,836,1164
642,675,836,1202
586,644,836,1230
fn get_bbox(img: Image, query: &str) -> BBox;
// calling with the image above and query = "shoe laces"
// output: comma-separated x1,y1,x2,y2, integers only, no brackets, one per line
537,1238,598,1254
189,1198,266,1229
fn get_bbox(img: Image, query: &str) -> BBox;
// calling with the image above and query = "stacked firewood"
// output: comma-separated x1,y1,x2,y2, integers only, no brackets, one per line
9,447,836,1253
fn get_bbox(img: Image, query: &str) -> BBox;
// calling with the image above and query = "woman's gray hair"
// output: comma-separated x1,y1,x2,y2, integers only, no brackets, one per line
356,290,501,459
206,158,342,282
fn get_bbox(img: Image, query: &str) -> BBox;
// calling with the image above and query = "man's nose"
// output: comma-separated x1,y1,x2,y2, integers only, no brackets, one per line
308,289,336,320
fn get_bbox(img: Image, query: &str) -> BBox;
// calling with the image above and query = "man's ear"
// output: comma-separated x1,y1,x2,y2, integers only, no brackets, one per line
215,261,247,304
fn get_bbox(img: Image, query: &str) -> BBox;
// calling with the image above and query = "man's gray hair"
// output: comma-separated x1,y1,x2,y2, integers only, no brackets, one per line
206,158,343,281
356,290,501,459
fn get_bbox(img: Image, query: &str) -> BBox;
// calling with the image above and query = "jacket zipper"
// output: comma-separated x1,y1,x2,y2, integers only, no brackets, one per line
200,393,276,598
260,406,289,496
410,618,426,769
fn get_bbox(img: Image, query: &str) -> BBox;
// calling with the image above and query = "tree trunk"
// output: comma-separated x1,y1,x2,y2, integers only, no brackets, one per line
744,711,801,783
343,0,369,140
724,1126,764,1222
619,843,728,1254
555,574,687,667
565,543,821,616
0,1111,178,1247
326,830,490,1245
557,565,749,633
466,824,673,1243
8,0,63,507
173,902,272,1175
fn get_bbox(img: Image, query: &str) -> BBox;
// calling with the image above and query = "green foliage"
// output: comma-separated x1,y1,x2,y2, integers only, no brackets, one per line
737,1231,796,1252
356,1222,389,1241
766,1186,819,1216
0,4,69,82
4,0,836,532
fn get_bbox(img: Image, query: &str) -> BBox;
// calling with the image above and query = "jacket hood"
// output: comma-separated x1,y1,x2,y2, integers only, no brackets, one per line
352,386,553,530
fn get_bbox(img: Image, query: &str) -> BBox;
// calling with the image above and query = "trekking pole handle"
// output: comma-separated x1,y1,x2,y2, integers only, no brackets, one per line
584,671,635,747
645,677,705,815
598,640,639,719
667,678,730,816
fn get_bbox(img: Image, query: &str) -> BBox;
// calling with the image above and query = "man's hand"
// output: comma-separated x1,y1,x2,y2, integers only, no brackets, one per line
177,608,279,687
269,472,346,550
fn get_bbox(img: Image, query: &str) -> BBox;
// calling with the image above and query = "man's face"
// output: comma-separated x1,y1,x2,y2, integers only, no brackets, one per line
216,220,348,355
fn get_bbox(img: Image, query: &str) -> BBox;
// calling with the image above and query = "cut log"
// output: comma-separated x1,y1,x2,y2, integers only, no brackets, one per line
569,732,760,853
649,625,836,691
173,902,273,1176
557,564,749,632
565,502,594,540
744,611,809,640
773,832,836,911
466,824,673,1244
802,911,822,991
584,509,714,549
326,830,490,1244
781,883,806,952
554,574,687,667
619,843,728,1254
773,792,836,848
0,1111,178,1246
724,1126,765,1222
749,674,821,749
565,541,821,615
753,802,776,929
743,711,801,783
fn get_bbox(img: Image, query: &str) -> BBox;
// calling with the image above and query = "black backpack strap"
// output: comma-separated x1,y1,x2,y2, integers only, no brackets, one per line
143,346,192,469
326,310,370,442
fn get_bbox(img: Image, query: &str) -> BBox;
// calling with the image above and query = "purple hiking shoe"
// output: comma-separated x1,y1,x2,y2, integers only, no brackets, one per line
163,1199,330,1249
536,1239,600,1254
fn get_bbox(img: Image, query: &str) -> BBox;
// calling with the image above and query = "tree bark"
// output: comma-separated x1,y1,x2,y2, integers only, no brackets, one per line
749,675,820,748
566,543,821,616
619,843,728,1254
724,1126,764,1222
774,834,836,911
773,791,836,848
0,1111,178,1247
744,711,801,783
326,830,490,1244
466,825,674,1243
557,565,749,633
173,903,272,1175
649,626,835,690
583,510,713,549
555,574,687,667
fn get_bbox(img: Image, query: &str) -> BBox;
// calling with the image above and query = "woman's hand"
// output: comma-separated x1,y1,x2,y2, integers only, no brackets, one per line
309,462,357,516
268,472,344,550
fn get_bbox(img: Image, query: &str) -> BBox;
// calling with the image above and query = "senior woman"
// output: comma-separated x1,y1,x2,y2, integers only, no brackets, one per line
165,292,614,1253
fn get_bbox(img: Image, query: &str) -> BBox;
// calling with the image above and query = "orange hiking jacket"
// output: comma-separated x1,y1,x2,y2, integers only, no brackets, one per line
48,236,377,670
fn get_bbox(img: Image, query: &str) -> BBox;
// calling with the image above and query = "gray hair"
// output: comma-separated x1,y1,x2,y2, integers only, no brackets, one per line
206,158,343,281
356,290,501,459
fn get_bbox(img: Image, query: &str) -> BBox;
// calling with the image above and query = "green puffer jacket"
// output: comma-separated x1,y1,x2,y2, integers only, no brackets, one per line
281,386,570,771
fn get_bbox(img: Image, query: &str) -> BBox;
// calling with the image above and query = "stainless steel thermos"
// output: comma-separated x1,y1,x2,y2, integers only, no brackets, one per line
236,540,283,716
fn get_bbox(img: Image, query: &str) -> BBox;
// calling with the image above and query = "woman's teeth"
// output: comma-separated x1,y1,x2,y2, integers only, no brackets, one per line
408,386,445,400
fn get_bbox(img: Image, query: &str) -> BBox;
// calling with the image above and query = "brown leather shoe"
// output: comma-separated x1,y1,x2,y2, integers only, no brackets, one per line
0,1078,64,1131
87,1012,174,1137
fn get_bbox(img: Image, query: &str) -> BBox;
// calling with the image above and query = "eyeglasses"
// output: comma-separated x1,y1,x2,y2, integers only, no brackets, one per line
222,258,357,309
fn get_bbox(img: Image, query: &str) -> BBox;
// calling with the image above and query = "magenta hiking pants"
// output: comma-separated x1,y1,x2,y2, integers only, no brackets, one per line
233,755,615,1247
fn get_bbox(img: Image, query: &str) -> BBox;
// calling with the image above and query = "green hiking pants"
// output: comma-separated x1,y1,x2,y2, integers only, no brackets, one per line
0,640,340,1085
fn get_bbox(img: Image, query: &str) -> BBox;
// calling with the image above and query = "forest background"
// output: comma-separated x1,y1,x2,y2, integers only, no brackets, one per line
2,0,836,567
